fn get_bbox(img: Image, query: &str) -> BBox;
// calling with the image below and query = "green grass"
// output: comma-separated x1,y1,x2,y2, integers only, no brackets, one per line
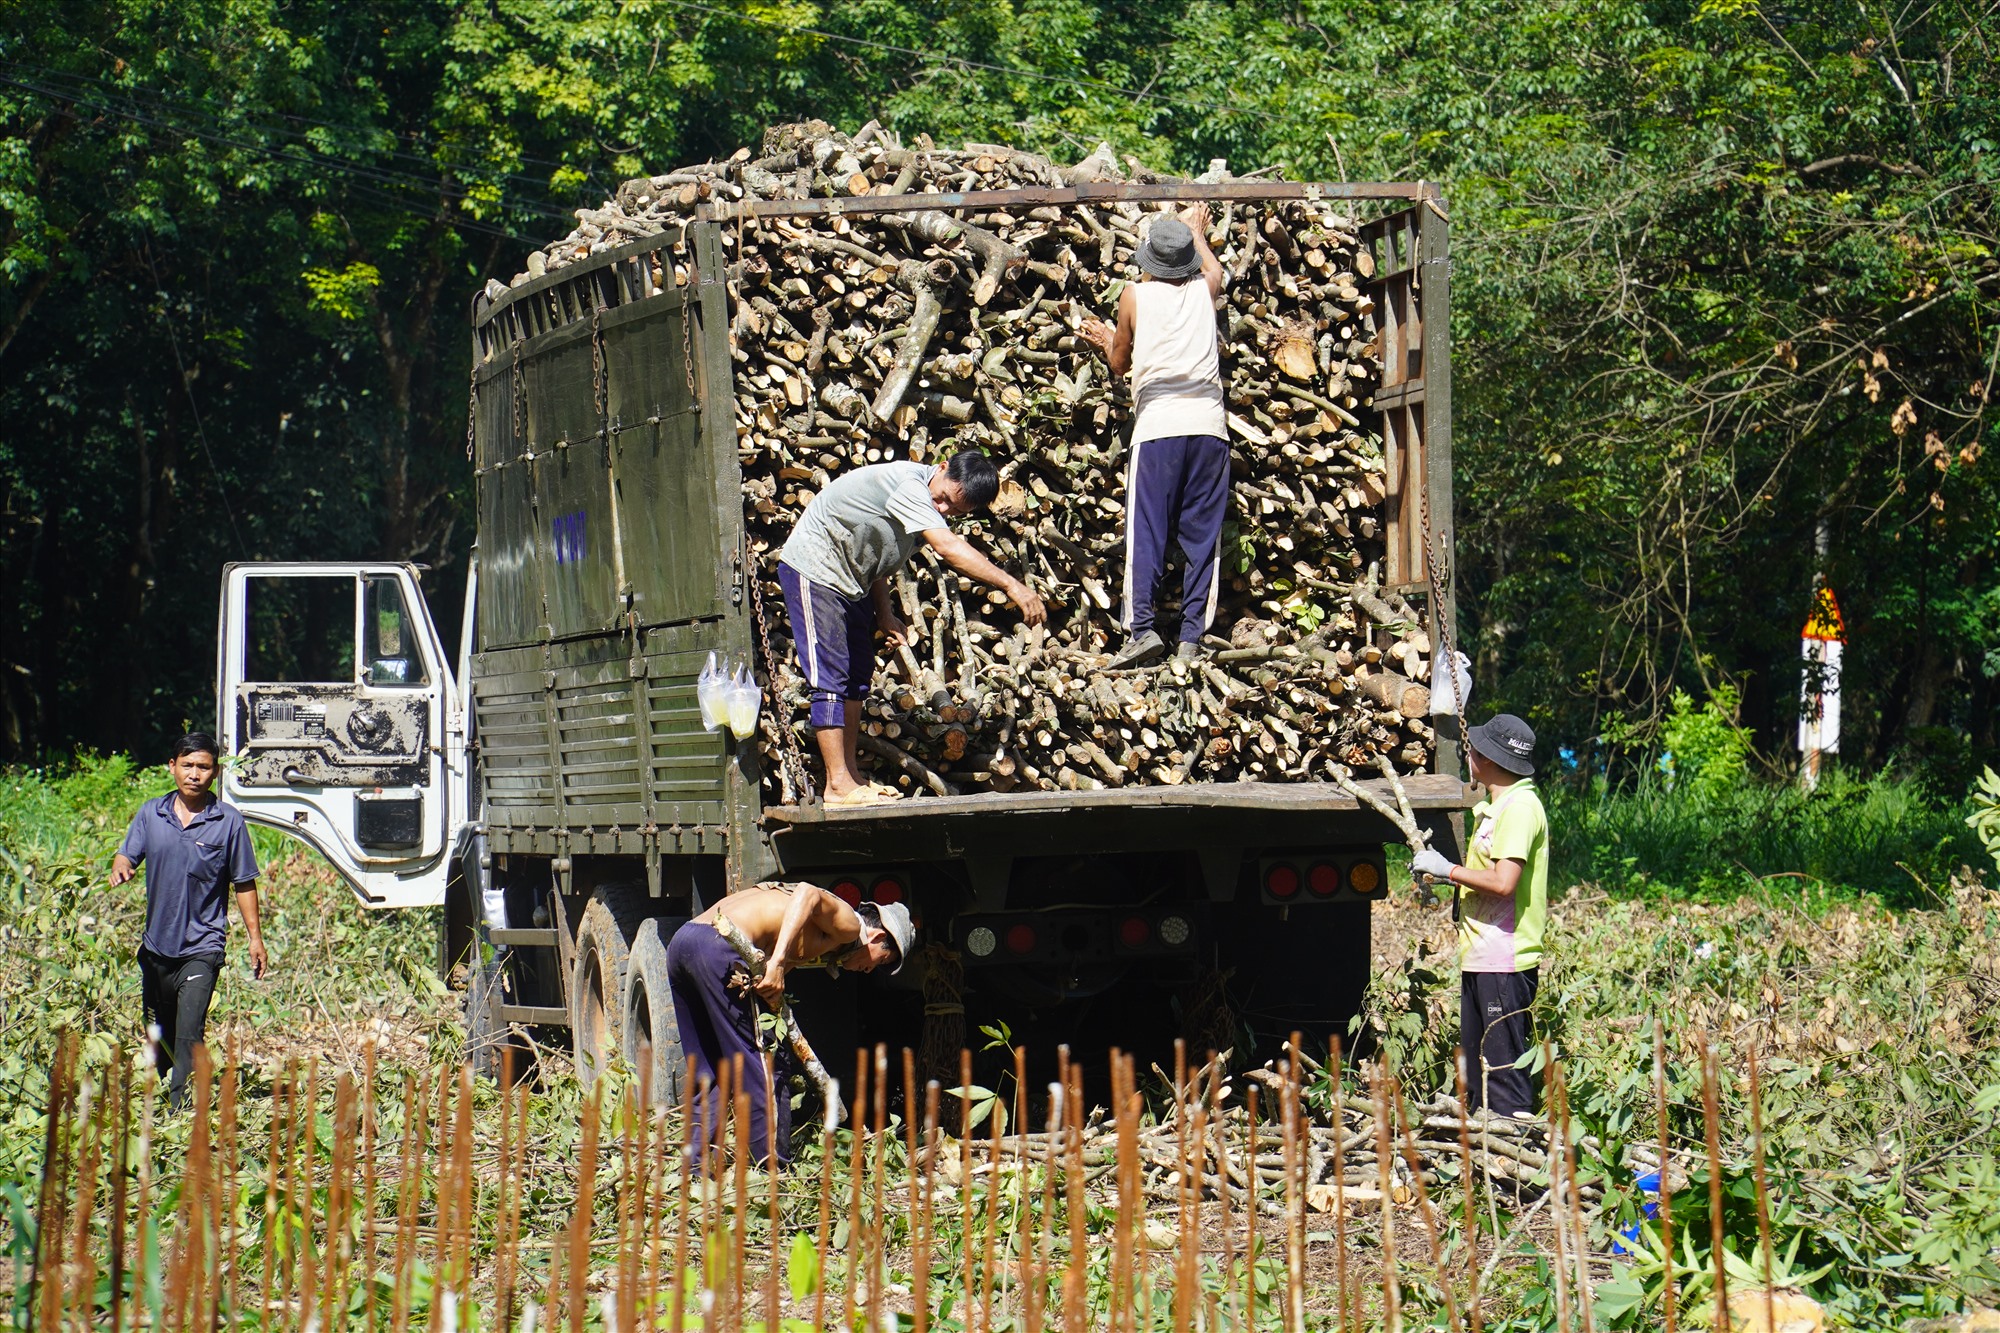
1544,768,1984,908
0,753,450,1180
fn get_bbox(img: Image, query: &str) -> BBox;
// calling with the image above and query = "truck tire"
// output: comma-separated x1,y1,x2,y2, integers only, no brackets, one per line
621,916,690,1106
571,884,648,1087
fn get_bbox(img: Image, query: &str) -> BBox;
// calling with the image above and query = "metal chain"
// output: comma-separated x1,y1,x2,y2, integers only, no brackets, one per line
509,339,526,458
679,258,699,405
1419,483,1464,728
464,364,478,462
591,300,606,435
749,559,818,805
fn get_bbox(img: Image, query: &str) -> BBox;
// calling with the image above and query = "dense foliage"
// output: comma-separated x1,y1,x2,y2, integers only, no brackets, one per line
2,0,1994,765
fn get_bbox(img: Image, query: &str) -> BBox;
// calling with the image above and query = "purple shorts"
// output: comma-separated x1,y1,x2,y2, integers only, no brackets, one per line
778,562,876,728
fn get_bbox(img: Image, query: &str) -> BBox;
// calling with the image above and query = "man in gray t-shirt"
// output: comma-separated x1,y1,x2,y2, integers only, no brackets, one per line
777,450,1045,805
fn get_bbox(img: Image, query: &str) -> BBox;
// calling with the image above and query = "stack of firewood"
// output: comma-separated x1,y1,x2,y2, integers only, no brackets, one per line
514,122,1438,799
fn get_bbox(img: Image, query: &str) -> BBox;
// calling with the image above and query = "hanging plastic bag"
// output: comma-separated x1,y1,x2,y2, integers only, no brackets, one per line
725,664,763,740
1430,649,1472,718
696,651,727,732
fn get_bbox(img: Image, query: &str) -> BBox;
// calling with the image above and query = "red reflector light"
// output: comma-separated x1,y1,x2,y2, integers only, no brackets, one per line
870,876,904,904
1267,864,1300,899
1308,862,1341,897
831,879,863,907
1005,924,1038,955
1118,916,1151,948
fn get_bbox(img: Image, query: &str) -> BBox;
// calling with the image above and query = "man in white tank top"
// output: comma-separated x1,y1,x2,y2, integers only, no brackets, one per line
1082,204,1229,668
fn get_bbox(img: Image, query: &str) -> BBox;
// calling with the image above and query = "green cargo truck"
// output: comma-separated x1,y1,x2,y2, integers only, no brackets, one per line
215,179,1467,1098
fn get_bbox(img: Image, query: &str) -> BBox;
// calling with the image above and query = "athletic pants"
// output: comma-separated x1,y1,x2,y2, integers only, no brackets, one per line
1461,968,1539,1116
1123,433,1230,643
778,561,875,729
139,947,224,1111
666,923,791,1165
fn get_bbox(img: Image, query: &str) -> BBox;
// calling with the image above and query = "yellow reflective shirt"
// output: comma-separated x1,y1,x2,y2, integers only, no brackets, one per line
1456,778,1549,973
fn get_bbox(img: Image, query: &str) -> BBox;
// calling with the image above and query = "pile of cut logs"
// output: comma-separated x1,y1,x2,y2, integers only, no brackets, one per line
516,121,1440,799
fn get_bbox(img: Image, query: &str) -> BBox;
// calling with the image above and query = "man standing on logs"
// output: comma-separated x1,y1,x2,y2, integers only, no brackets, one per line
668,883,914,1165
779,449,1046,805
1081,203,1229,669
1410,715,1549,1118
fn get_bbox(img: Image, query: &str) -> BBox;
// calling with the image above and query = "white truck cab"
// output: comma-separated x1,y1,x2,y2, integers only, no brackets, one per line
216,561,474,908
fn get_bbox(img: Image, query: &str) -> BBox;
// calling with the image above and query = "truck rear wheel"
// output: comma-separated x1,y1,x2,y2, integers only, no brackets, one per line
571,884,647,1086
621,916,690,1106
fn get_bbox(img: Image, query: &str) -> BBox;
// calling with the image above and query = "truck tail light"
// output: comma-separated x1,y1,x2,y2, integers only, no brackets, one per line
1005,924,1038,955
831,879,863,907
1308,862,1342,897
1265,863,1300,900
966,926,997,958
1349,862,1382,895
1158,914,1191,947
870,875,904,904
1118,916,1151,948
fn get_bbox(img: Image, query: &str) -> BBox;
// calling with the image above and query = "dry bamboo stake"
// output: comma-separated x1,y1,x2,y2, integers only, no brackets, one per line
34,1033,76,1333
134,1052,155,1333
765,1053,783,1333
215,1049,240,1333
1545,1050,1574,1333
1171,1041,1191,1333
702,1063,726,1314
667,1074,697,1333
171,1053,205,1333
1243,1083,1260,1333
730,1084,751,1333
426,1067,456,1333
917,1079,942,1333
1551,1060,1594,1333
616,1080,639,1333
1111,1054,1137,1333
845,1049,868,1333
1702,1047,1727,1333
1281,1043,1304,1333
1391,1077,1463,1333
870,1044,891,1333
1750,1044,1775,1333
958,1049,976,1332
1035,1066,1064,1333
1370,1064,1403,1333
358,1040,379,1333
321,1075,357,1333
299,1055,321,1333
569,1083,603,1333
644,1088,671,1331
1061,1064,1087,1333
1452,1048,1482,1333
979,1050,1007,1333
904,1048,924,1332
1215,1056,1243,1333
1010,1043,1030,1333
64,1046,103,1333
269,1065,297,1333
390,1072,423,1333
812,1078,838,1333
108,1054,130,1333
1654,1025,1676,1333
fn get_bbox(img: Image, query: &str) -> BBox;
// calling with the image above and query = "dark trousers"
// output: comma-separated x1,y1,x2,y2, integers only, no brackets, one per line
666,924,791,1165
1461,968,1539,1116
1124,433,1230,643
779,561,876,729
139,947,223,1110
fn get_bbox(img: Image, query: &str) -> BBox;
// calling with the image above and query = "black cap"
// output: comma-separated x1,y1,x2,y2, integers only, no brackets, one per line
1468,714,1536,776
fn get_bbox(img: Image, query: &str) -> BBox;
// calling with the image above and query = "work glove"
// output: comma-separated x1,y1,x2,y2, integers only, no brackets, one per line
1410,848,1455,880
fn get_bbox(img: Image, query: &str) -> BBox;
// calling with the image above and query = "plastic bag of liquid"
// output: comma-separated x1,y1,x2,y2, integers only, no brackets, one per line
696,651,727,731
725,665,763,741
1430,649,1472,718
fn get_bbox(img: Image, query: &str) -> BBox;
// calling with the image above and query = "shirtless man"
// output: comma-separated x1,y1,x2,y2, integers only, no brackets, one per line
667,883,914,1164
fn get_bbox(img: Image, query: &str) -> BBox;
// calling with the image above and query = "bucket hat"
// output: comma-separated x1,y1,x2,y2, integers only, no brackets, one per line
867,900,916,974
1467,714,1537,776
1136,216,1204,281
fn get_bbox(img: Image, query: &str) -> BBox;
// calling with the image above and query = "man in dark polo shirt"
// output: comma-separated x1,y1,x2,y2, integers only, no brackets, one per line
109,732,267,1109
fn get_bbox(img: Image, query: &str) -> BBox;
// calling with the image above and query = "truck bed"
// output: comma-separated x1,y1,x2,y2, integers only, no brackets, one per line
762,775,1468,827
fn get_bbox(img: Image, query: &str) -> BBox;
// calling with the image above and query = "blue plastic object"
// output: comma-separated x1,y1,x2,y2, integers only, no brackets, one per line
1612,1170,1662,1255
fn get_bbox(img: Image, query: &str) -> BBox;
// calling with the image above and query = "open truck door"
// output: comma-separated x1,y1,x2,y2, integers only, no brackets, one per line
216,562,467,908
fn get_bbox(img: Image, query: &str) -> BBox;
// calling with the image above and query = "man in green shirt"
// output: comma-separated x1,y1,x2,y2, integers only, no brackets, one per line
1411,714,1548,1117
